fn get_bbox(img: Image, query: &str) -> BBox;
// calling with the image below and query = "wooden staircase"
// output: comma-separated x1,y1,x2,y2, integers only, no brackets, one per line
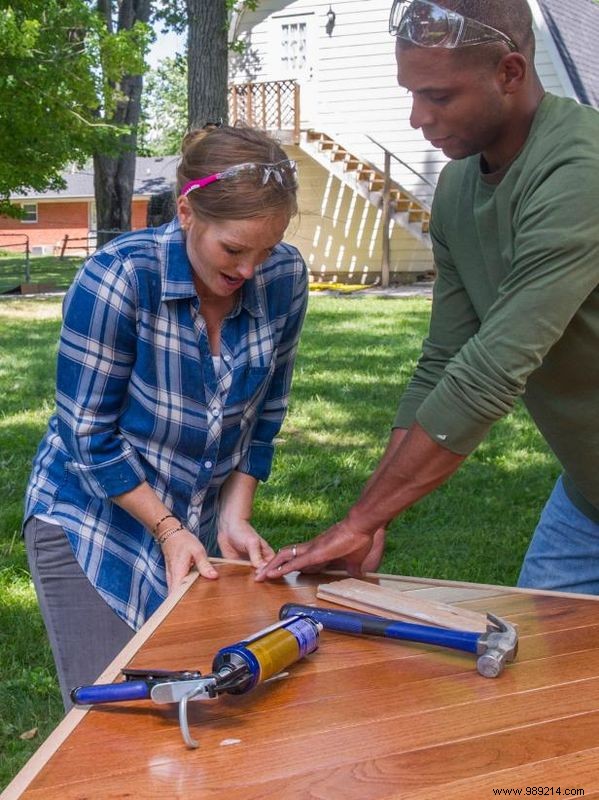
304,130,431,238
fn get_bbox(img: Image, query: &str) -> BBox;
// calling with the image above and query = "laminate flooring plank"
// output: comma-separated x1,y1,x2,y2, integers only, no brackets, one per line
390,585,513,603
23,651,599,789
402,745,599,800
22,702,599,799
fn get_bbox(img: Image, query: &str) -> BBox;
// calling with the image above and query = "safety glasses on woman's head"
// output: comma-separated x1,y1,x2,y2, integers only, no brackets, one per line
389,0,517,51
180,159,298,197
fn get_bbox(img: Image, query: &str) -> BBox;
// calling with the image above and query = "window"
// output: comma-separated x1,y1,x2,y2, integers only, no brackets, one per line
89,201,97,231
21,203,38,223
281,21,308,74
88,201,97,249
270,12,315,81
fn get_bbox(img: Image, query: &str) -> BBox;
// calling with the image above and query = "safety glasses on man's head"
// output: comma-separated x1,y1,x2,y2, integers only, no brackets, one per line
389,0,517,51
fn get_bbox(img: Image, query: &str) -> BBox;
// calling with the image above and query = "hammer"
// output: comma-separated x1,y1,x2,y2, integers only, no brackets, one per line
280,603,518,678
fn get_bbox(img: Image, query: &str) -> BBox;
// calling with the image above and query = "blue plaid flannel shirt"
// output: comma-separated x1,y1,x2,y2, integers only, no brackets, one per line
25,220,308,630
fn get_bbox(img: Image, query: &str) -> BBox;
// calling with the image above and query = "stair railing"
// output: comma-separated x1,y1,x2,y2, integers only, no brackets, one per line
367,135,434,287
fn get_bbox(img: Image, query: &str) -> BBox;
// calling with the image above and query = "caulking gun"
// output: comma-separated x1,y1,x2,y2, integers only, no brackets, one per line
71,614,321,748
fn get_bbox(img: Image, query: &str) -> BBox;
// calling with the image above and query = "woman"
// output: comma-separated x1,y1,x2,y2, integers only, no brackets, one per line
24,125,308,708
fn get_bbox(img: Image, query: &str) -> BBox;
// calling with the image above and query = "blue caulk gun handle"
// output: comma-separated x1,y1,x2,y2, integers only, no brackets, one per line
70,680,151,705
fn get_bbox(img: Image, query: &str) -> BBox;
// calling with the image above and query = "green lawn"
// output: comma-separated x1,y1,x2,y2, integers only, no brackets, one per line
0,254,80,294
0,292,560,789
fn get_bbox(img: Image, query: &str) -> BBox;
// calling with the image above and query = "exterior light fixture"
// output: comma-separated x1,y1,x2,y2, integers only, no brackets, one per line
326,6,336,35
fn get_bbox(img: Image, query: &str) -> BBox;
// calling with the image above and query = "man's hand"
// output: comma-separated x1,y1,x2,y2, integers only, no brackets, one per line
254,523,385,581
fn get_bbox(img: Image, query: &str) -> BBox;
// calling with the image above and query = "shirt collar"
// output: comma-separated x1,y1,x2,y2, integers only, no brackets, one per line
239,274,264,318
159,218,265,318
160,219,196,301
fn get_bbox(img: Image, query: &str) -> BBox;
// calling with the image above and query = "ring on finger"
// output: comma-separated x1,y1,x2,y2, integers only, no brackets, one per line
291,544,297,558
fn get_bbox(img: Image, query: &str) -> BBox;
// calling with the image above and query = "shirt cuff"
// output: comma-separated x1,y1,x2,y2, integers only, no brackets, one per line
237,441,275,482
415,383,493,455
67,450,147,498
393,394,428,429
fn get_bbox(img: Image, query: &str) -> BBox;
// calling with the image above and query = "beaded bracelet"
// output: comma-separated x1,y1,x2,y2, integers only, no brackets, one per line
157,524,185,546
152,513,178,537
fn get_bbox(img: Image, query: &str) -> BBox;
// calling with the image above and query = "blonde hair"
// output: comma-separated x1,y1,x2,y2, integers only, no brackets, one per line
176,126,298,221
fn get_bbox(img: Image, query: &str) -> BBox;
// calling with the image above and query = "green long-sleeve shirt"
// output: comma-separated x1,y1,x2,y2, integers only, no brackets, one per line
394,93,599,519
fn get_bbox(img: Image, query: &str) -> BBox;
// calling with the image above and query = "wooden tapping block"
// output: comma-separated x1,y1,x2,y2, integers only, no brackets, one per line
316,578,490,632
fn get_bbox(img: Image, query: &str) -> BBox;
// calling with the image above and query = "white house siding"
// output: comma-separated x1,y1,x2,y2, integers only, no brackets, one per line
231,2,575,279
231,1,576,207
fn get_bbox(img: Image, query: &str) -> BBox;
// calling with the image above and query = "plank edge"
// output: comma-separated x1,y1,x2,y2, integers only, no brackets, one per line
0,572,199,800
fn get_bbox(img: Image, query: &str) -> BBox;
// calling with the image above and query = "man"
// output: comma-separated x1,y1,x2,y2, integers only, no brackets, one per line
257,0,599,592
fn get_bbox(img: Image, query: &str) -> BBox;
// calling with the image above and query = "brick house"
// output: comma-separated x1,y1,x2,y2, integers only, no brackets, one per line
0,157,177,256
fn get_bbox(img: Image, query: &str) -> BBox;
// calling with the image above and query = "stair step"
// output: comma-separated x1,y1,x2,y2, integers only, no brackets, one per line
394,198,411,212
408,207,426,222
331,149,348,162
344,158,361,171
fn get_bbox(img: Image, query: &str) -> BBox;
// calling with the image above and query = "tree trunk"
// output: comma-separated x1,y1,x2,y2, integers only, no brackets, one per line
186,0,229,130
94,0,152,248
94,149,138,244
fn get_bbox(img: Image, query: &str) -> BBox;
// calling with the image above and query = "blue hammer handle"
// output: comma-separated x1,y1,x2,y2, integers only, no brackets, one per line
71,680,151,705
280,603,480,654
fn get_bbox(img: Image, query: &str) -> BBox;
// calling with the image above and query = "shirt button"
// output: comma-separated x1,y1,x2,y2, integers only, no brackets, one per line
212,407,219,417
204,460,213,469
223,354,231,362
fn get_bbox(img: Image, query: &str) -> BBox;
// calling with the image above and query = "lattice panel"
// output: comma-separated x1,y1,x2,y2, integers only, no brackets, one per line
229,80,299,138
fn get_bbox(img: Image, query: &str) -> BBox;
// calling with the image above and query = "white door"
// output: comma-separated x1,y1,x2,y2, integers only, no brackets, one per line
271,13,317,126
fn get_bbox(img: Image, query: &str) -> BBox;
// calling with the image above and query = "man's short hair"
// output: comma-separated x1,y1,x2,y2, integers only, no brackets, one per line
441,0,534,56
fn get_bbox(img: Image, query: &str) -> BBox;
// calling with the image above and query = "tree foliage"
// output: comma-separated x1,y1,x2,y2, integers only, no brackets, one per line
0,0,151,217
139,55,187,156
1,0,259,220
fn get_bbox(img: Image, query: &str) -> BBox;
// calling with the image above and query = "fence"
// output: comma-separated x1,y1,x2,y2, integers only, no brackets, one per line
229,80,300,143
0,233,31,285
57,229,122,258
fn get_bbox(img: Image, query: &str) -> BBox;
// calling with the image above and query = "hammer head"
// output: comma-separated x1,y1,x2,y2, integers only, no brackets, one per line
475,614,518,678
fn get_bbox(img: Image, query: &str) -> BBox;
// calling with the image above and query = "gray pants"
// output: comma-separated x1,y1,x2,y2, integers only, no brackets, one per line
24,516,134,711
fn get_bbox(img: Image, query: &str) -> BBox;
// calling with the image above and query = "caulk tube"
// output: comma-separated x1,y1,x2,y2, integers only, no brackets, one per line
212,615,321,694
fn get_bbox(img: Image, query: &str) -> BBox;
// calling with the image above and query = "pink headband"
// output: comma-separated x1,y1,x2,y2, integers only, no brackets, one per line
179,173,223,196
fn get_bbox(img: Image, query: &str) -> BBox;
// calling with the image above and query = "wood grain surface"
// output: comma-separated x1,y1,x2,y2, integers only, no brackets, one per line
4,565,599,800
316,577,490,630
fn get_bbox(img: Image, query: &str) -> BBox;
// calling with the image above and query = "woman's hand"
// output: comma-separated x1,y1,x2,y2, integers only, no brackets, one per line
216,471,274,569
218,520,276,570
161,528,218,593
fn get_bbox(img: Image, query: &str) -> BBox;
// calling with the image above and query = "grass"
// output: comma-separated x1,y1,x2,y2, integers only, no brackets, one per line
0,297,66,787
0,254,81,294
0,291,560,790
